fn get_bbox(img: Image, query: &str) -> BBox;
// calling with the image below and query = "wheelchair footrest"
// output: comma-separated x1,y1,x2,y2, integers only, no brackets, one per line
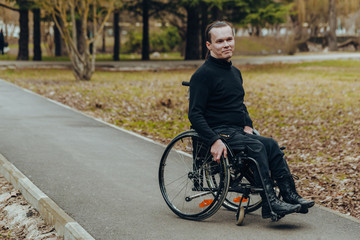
229,183,262,192
270,212,285,222
250,187,264,193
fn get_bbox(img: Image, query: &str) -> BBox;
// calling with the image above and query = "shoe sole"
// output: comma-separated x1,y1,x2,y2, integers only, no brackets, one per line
262,205,301,219
299,201,315,214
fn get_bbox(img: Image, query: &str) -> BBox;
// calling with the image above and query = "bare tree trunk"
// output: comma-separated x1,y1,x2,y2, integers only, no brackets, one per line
33,8,42,61
102,27,106,53
185,5,200,60
54,14,67,57
328,0,337,51
54,16,62,56
70,49,93,81
17,6,29,60
76,19,86,55
113,10,120,61
71,1,92,81
142,0,150,60
200,2,208,59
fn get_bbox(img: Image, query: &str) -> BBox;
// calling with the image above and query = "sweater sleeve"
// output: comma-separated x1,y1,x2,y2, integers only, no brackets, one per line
243,104,253,128
188,72,220,146
237,69,253,128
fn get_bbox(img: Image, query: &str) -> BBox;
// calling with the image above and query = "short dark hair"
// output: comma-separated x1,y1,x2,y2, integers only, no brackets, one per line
205,21,234,43
205,21,234,58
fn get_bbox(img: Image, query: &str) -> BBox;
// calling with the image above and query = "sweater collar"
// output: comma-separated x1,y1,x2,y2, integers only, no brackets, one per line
208,55,232,69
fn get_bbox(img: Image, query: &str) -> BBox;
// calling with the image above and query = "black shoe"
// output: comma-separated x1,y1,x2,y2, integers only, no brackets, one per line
276,175,315,213
262,197,300,219
261,177,301,219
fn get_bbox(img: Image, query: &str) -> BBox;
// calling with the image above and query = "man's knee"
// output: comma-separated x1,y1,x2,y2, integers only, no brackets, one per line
246,141,265,153
257,136,279,152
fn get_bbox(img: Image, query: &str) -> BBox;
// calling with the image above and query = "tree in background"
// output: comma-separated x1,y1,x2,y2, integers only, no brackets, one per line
167,0,221,60
0,0,43,60
285,0,360,52
283,0,329,53
113,8,120,61
183,0,200,60
16,0,29,60
124,0,168,60
142,0,150,60
2,0,359,62
0,0,30,60
32,7,41,60
328,0,337,51
234,0,289,36
53,14,65,57
36,0,118,80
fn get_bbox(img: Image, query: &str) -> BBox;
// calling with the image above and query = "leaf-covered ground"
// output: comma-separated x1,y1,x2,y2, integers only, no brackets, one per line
1,60,359,219
0,175,61,239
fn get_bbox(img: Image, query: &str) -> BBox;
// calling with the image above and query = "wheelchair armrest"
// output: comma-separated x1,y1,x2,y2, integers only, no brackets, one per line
182,81,190,86
253,129,260,136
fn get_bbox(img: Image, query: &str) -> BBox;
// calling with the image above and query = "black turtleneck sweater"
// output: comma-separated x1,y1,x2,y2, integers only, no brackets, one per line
188,56,253,145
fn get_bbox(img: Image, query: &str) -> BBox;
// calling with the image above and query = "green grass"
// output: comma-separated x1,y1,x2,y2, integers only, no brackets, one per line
0,49,183,61
234,36,288,55
0,55,16,60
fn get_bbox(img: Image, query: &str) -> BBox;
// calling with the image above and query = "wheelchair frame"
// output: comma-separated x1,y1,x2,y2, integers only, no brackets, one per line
158,129,283,225
158,81,282,225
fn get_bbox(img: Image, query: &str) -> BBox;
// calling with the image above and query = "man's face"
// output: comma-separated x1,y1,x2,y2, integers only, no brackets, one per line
206,26,235,61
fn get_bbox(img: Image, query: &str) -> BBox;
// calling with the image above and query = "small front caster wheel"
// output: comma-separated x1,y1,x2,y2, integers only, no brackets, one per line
236,206,245,225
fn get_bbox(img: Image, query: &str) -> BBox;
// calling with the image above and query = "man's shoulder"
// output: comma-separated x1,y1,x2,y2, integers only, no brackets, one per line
231,64,241,72
192,60,216,77
190,61,216,88
230,65,242,78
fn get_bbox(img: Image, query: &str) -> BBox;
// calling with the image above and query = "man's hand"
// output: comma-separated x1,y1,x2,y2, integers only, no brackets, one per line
244,126,253,134
211,139,227,163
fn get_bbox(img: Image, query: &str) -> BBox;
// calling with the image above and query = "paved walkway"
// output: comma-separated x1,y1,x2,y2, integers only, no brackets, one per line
1,52,360,71
1,55,360,239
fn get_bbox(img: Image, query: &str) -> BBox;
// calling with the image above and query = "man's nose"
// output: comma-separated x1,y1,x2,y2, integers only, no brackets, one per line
224,41,230,47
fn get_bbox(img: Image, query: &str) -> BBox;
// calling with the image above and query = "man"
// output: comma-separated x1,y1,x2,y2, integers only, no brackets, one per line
188,21,314,219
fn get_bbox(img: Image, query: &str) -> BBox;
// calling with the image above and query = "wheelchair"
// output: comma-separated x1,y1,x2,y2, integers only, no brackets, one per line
158,82,284,225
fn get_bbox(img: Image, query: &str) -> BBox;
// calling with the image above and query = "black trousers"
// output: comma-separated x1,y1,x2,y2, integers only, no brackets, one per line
213,126,290,181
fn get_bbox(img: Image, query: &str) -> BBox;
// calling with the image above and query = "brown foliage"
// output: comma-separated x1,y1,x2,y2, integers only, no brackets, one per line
1,61,359,219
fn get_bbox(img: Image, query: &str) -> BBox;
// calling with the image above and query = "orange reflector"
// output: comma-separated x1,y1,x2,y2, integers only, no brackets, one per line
199,199,213,208
233,197,248,203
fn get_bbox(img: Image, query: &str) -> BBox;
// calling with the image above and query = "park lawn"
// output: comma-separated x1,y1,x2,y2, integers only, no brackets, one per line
0,52,183,61
0,60,359,219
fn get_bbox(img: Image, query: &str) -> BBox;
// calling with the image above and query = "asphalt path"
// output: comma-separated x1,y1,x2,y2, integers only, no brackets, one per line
0,54,360,239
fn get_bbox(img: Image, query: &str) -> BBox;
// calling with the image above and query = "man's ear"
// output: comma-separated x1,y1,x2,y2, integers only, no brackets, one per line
206,41,211,51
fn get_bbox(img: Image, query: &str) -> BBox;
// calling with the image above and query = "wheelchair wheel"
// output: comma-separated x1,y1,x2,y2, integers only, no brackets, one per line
222,174,262,213
159,130,230,221
236,206,245,226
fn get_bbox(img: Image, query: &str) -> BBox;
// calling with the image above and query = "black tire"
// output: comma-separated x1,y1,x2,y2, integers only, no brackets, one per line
159,130,230,221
